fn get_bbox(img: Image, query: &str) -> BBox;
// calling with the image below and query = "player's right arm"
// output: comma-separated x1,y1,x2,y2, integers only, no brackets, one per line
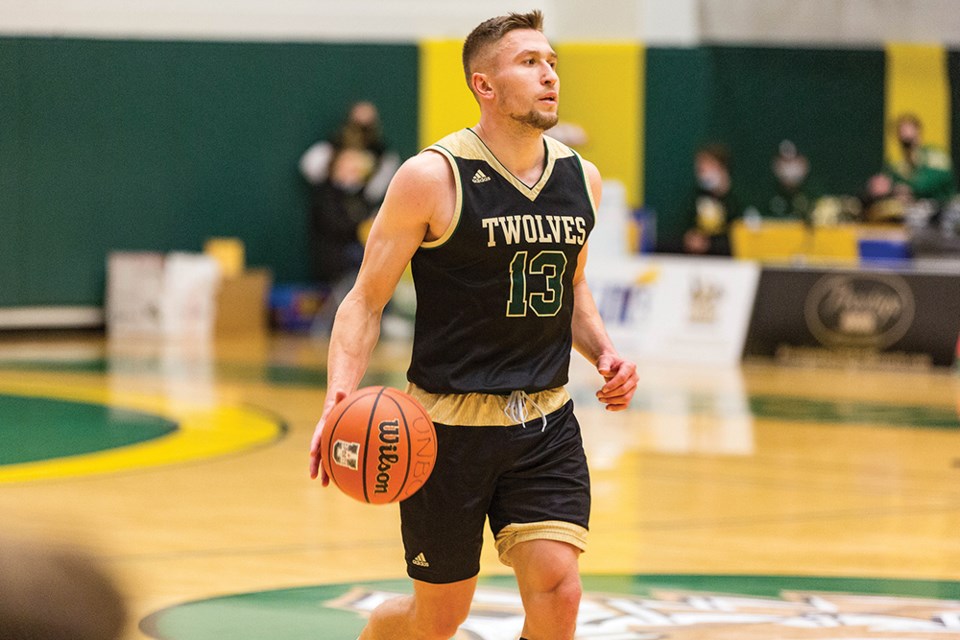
309,150,455,481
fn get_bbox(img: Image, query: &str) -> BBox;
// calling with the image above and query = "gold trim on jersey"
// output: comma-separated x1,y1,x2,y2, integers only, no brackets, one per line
405,383,570,427
419,145,463,249
576,152,598,217
495,520,588,566
427,129,579,203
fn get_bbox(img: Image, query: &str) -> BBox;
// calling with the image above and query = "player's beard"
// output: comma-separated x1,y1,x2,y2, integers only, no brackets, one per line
511,108,559,131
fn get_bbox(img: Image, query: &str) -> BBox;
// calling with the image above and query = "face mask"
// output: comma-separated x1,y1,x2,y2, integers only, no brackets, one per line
697,172,723,192
775,161,807,187
899,137,917,150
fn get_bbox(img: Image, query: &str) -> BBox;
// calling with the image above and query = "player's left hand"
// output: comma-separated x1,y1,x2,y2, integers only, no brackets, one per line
595,353,638,411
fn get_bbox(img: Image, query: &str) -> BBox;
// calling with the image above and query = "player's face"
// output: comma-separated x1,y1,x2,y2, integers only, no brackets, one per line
490,29,559,131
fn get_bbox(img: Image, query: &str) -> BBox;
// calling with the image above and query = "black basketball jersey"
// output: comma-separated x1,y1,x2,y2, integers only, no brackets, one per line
407,129,596,395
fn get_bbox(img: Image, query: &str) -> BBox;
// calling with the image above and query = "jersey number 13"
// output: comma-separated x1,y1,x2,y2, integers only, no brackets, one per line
506,250,568,318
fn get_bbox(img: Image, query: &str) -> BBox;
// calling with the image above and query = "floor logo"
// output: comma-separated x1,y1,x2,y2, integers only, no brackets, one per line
141,575,960,640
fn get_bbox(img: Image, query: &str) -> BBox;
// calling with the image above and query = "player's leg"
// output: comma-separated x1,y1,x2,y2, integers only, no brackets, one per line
369,420,501,639
509,539,582,640
489,400,591,640
358,576,478,640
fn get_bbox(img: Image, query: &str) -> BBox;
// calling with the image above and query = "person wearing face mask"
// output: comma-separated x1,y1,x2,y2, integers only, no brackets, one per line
299,101,401,205
682,144,744,256
768,140,815,223
870,113,955,206
308,147,379,335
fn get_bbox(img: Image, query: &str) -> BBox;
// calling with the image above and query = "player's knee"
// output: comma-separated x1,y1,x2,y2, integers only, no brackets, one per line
414,596,472,639
551,572,582,612
522,552,581,598
537,570,582,621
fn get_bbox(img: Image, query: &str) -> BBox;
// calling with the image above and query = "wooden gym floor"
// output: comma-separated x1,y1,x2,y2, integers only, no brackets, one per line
0,331,959,639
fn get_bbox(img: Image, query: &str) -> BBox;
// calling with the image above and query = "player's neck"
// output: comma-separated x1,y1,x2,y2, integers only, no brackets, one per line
473,118,546,185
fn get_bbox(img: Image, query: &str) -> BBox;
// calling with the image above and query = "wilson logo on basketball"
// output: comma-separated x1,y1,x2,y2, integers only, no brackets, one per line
374,420,400,494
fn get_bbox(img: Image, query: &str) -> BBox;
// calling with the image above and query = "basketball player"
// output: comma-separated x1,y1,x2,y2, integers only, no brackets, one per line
309,10,638,639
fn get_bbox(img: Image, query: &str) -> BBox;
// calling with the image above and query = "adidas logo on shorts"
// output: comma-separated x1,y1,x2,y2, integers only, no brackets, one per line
472,169,491,184
411,552,430,567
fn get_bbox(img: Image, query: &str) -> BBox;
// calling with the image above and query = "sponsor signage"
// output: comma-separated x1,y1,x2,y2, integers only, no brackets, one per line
744,266,960,367
586,256,760,366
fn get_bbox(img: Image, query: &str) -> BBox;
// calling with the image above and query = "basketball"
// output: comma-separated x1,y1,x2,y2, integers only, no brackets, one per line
320,386,437,504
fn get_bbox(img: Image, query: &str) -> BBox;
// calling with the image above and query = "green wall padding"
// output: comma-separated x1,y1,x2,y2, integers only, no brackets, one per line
643,47,713,249
0,40,23,303
0,37,418,307
710,46,885,214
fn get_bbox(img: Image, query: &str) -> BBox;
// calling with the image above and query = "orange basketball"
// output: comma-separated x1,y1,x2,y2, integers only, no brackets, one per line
320,386,437,504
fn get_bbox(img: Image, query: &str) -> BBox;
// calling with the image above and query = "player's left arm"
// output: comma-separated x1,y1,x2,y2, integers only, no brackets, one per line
571,159,638,411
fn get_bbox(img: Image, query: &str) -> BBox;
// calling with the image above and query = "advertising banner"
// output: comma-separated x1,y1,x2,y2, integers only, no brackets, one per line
744,266,960,367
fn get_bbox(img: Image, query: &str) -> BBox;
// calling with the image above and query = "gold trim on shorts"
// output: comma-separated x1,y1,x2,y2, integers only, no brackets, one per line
495,520,589,567
405,384,570,427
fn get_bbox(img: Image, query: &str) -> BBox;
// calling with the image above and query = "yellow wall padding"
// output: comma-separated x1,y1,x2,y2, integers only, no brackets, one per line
884,43,950,162
554,42,644,207
419,39,479,149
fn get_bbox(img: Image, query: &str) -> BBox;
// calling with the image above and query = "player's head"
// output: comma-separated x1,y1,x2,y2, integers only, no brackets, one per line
462,11,558,130
462,11,545,89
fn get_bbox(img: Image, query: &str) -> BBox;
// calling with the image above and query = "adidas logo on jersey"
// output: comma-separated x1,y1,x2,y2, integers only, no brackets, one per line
411,553,430,567
472,169,491,184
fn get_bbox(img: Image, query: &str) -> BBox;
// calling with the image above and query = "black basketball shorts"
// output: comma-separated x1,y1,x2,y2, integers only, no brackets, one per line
399,400,590,584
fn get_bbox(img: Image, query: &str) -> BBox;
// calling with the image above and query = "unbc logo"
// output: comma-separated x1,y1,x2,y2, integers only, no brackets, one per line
140,575,960,639
804,273,915,349
403,415,435,496
329,584,960,639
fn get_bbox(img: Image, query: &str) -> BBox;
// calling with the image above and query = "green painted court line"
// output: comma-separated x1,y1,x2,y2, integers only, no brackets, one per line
748,395,960,429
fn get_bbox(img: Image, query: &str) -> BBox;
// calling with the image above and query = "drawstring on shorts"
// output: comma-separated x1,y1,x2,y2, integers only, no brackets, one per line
504,390,548,431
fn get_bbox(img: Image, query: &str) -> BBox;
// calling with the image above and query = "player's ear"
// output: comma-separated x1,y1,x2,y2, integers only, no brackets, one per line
472,72,494,99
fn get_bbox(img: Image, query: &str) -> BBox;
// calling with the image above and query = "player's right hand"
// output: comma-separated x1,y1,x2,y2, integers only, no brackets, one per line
309,390,347,484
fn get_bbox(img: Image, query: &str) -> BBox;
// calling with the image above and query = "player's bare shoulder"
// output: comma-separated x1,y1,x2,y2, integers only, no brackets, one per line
382,150,456,241
396,149,451,185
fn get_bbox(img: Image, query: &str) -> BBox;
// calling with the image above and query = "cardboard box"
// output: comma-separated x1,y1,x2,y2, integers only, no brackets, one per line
214,268,272,336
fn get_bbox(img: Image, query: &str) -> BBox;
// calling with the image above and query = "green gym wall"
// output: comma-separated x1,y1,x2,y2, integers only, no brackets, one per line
0,37,957,308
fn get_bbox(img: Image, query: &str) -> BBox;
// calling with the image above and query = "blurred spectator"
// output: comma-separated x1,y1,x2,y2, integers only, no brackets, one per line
866,113,956,215
682,144,744,256
768,140,814,222
0,533,127,640
299,101,400,205
308,147,378,335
